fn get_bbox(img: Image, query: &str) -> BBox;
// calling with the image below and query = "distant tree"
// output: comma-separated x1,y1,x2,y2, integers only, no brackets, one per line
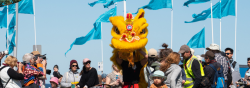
0,0,22,7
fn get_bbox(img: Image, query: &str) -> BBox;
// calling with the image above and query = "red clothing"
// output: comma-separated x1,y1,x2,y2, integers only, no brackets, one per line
122,84,139,88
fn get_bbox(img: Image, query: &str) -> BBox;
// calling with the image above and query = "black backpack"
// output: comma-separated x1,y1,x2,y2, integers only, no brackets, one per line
0,66,11,88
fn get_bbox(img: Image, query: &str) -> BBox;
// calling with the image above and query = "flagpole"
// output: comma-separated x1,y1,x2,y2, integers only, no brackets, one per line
7,5,9,50
210,0,214,44
123,0,126,19
171,0,173,49
235,0,237,61
101,22,103,74
14,3,18,57
33,0,37,51
219,0,221,50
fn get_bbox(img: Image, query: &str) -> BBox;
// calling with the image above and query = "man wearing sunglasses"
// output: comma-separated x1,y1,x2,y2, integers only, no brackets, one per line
225,48,239,72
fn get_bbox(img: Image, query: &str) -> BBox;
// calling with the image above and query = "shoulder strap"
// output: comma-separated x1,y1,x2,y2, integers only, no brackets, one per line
0,66,7,71
232,61,237,68
0,66,11,88
208,64,217,72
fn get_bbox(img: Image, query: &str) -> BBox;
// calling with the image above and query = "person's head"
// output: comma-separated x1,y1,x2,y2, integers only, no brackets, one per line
83,58,91,69
178,45,191,59
54,65,59,72
160,52,180,72
5,56,18,68
201,51,215,64
101,74,107,83
150,70,167,85
225,48,234,59
159,43,173,62
69,60,80,72
196,55,203,63
247,58,250,68
50,77,59,88
112,64,119,72
206,44,220,53
148,48,159,66
22,53,34,64
31,51,43,64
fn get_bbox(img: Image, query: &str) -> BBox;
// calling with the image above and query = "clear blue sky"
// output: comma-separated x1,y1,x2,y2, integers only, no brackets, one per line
0,0,249,84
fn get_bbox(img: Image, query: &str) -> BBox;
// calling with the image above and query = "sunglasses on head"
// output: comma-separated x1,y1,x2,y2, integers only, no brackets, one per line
84,61,91,64
225,53,231,55
72,65,78,67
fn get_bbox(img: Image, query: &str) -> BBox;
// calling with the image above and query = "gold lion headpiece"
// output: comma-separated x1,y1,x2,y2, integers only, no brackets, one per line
109,9,148,51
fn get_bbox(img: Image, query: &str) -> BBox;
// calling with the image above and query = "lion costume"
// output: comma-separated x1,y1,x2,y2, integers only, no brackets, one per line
109,9,149,88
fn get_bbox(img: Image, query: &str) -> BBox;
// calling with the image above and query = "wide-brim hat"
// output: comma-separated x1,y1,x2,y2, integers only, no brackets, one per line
150,70,167,81
206,44,220,51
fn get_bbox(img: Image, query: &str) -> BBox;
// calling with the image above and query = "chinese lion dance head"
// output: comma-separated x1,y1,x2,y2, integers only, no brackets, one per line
109,9,149,87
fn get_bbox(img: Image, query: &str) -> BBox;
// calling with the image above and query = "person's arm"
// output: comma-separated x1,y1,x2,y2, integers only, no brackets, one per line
181,68,186,81
191,60,202,88
0,53,5,66
170,66,182,88
7,68,24,80
60,72,71,87
138,49,148,66
85,68,99,87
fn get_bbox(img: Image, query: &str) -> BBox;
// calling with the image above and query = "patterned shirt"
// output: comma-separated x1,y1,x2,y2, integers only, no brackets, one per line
215,53,229,80
22,63,44,86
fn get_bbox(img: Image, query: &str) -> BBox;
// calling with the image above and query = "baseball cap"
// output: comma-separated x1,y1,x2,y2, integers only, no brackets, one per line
206,44,220,51
201,51,215,58
148,48,157,58
178,45,190,54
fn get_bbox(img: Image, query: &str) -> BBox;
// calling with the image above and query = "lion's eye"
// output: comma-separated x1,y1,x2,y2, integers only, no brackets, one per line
115,27,120,34
140,29,145,34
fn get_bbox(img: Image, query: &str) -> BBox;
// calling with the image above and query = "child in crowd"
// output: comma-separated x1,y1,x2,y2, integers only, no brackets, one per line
150,70,168,88
50,77,59,88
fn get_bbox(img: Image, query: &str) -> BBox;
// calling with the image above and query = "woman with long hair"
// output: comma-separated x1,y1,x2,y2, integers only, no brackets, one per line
106,64,123,88
160,52,182,88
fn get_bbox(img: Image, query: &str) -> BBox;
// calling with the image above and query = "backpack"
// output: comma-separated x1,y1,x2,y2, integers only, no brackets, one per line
208,64,226,88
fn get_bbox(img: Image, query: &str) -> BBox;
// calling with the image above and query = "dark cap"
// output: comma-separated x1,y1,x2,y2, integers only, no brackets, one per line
201,51,215,58
69,60,79,69
178,45,190,54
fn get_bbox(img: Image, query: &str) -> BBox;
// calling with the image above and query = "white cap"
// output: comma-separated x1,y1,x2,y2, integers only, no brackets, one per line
190,48,194,55
196,55,203,61
206,43,220,51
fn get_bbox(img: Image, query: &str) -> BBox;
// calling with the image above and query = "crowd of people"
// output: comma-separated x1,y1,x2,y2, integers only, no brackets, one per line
0,43,250,88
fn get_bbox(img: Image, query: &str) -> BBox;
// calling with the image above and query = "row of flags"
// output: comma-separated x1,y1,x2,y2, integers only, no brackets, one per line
66,0,236,54
0,0,34,54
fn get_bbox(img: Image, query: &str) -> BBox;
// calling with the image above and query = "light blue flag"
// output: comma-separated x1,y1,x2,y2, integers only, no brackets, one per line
185,0,235,23
88,0,106,7
184,0,210,7
0,8,7,29
65,7,117,55
6,30,16,55
103,0,124,8
133,0,172,14
18,0,34,14
0,5,16,29
187,27,205,48
8,13,16,36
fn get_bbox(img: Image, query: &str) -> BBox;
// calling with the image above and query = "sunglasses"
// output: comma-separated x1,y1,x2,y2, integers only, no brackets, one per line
84,61,91,64
72,65,78,67
225,53,232,55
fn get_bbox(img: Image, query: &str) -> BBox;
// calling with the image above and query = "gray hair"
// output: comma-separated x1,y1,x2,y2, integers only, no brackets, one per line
22,53,33,63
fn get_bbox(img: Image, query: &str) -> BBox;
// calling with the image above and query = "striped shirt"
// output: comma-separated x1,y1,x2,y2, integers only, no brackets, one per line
215,53,229,80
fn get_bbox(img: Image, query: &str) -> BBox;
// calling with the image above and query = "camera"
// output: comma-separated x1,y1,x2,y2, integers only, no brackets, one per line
46,69,51,75
40,54,47,60
0,50,8,55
